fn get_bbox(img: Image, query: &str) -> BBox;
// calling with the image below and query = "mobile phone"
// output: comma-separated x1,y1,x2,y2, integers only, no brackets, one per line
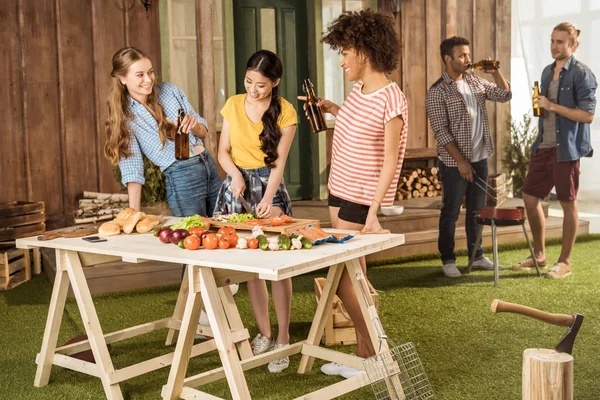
82,236,108,243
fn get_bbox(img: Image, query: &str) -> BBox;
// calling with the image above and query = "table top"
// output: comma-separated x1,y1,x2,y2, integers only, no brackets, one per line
16,221,404,280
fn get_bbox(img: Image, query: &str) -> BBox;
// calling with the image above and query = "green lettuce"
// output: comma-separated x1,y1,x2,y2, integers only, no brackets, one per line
169,214,205,230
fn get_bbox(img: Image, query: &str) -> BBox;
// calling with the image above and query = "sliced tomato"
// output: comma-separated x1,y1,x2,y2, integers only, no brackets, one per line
269,216,285,226
280,215,293,223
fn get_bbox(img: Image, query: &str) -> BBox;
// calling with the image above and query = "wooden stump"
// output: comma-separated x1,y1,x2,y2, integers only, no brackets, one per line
523,348,573,400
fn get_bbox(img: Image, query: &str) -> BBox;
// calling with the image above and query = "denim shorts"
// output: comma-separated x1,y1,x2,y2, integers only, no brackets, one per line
164,151,222,217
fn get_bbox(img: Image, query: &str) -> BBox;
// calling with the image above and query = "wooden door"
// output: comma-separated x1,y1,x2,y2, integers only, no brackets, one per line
233,0,312,200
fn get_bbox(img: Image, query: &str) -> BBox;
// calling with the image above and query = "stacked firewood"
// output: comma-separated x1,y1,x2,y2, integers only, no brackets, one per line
73,192,129,224
397,167,441,200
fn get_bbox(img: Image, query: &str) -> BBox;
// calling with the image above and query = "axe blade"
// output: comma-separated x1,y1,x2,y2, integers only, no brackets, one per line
555,313,584,355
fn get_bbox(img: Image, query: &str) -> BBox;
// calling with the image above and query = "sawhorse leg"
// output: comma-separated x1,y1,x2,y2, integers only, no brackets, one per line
297,263,345,373
34,250,70,387
64,250,124,399
166,265,190,346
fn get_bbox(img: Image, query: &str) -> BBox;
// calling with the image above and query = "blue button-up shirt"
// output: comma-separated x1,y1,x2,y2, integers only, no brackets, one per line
533,56,597,161
119,82,208,185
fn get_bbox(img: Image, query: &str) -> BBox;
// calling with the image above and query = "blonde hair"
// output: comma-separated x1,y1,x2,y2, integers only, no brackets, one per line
104,47,177,165
553,22,581,52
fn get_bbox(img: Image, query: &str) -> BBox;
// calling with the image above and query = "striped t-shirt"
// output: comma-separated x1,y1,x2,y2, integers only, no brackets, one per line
328,81,409,207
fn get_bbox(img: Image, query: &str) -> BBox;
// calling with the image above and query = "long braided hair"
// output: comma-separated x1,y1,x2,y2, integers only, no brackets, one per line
246,50,283,167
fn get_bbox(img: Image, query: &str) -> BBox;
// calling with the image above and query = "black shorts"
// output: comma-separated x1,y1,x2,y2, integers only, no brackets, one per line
328,194,369,225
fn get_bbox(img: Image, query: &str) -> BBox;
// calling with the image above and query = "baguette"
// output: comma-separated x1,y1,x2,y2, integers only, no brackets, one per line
99,222,121,236
123,211,145,234
135,214,163,233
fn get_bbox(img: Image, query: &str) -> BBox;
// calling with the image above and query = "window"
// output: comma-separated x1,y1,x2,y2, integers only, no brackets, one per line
321,0,371,120
160,0,231,126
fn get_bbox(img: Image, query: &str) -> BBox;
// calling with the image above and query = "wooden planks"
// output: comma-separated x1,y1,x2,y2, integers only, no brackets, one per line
0,0,28,203
401,0,427,150
59,0,99,217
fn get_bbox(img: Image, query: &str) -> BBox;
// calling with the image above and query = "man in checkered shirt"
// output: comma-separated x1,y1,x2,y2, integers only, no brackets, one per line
426,36,511,278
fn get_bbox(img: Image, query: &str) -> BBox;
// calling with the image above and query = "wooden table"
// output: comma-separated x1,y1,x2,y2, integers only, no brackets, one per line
17,224,404,399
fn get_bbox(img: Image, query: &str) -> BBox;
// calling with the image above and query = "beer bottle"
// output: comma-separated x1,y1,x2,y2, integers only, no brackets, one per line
469,60,500,70
175,108,189,160
532,81,543,117
302,78,327,133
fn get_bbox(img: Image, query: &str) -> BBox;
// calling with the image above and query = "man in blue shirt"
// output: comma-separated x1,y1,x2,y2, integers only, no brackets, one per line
516,23,597,279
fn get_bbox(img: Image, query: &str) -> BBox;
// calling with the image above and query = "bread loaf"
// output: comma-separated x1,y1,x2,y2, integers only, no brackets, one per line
123,211,145,234
114,208,136,227
99,222,121,236
135,214,163,233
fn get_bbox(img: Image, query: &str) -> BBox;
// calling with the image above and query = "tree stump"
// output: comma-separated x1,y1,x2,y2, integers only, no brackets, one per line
523,348,573,400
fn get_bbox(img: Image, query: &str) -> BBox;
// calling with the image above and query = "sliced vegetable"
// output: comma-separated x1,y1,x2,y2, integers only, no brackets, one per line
300,236,313,249
226,213,256,223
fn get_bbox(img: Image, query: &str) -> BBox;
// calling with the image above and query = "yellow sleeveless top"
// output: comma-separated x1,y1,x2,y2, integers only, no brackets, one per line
220,94,297,169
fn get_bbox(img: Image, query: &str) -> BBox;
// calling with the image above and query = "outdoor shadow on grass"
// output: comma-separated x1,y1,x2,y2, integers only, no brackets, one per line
367,265,538,290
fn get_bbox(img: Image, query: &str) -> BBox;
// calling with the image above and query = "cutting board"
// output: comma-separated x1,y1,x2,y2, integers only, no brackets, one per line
38,225,100,241
210,218,320,236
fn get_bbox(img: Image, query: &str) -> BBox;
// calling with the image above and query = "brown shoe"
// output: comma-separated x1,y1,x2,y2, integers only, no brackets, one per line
546,262,572,279
513,257,547,271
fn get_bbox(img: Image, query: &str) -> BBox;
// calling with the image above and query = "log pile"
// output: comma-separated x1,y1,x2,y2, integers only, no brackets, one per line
397,167,441,200
73,192,129,224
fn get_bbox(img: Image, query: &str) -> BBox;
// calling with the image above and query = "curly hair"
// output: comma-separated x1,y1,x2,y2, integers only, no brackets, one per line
321,9,401,73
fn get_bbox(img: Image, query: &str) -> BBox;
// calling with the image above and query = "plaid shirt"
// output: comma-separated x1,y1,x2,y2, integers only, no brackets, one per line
425,71,512,166
119,82,208,185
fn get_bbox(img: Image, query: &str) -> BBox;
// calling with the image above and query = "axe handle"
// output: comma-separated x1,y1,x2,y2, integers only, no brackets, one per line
491,299,574,327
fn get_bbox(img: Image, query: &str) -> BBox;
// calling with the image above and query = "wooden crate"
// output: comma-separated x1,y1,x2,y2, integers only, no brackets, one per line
314,277,379,346
0,201,46,241
1,246,32,290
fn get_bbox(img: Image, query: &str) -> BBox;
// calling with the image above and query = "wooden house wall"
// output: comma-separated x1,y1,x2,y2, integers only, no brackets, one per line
0,0,161,228
387,0,511,174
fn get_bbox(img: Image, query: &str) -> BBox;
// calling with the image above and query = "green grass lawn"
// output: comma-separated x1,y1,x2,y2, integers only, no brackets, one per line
1,236,599,399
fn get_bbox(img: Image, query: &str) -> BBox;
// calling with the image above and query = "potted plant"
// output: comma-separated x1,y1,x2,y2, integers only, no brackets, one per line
502,113,538,198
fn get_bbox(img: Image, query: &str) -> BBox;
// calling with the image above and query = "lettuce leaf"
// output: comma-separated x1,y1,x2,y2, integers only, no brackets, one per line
170,214,205,230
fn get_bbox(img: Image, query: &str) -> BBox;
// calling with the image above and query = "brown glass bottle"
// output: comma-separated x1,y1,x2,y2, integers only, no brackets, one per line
532,81,543,117
175,108,189,160
469,60,500,70
302,78,327,133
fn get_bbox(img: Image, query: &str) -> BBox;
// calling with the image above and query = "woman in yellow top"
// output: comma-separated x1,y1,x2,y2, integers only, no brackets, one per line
214,49,297,373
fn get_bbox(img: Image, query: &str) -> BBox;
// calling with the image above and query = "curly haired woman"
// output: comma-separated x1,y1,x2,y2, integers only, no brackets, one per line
299,9,408,378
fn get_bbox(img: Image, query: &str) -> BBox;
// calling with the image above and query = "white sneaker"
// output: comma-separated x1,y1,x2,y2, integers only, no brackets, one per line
472,256,504,271
321,362,348,376
442,262,461,278
229,283,239,296
251,334,274,356
339,366,365,379
267,343,290,373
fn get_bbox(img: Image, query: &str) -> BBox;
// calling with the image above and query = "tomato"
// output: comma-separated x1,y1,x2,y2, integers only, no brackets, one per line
189,227,205,237
269,217,284,226
183,234,201,250
203,233,219,250
218,226,235,236
218,237,230,249
227,233,239,247
280,215,293,223
247,237,259,249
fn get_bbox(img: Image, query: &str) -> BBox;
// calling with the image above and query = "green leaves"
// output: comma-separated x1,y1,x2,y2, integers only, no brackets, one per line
503,114,538,197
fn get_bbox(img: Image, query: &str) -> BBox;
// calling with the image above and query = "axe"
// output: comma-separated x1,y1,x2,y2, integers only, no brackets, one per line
491,299,584,400
490,299,583,354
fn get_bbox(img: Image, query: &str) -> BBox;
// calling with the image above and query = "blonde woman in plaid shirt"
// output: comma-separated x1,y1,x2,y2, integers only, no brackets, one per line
426,37,511,278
